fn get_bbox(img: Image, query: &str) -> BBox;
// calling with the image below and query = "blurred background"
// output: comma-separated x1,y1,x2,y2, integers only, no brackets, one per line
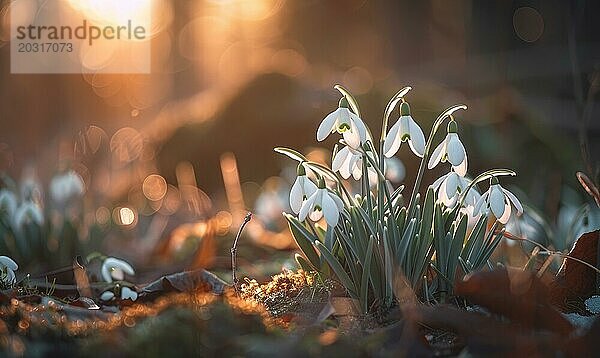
0,0,598,278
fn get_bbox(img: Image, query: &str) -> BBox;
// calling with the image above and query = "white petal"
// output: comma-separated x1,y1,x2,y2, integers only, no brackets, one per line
383,120,402,158
317,109,339,141
337,153,354,179
352,163,363,180
332,147,351,172
399,116,410,137
121,287,138,301
497,201,512,224
101,264,113,282
322,193,340,226
289,177,304,214
489,185,506,219
309,210,323,222
6,268,15,284
453,156,468,177
502,187,523,215
330,192,344,211
446,134,466,167
473,191,489,215
100,291,115,301
303,178,318,197
428,141,445,169
430,173,449,191
343,120,361,149
445,172,459,199
0,191,17,217
112,268,125,281
0,256,18,271
407,116,425,157
349,112,368,143
464,188,481,207
438,179,451,205
299,191,318,221
102,257,135,282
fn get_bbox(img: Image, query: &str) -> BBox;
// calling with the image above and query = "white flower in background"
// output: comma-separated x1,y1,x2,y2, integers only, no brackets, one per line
473,176,523,224
428,119,467,176
299,179,344,226
50,170,85,204
0,190,17,218
0,256,18,284
384,157,406,184
101,257,135,282
14,201,43,228
20,175,42,202
430,171,480,208
384,101,426,158
100,286,138,302
317,97,368,149
289,164,318,214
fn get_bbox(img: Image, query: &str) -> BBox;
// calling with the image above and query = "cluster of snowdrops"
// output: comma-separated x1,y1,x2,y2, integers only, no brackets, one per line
277,85,523,313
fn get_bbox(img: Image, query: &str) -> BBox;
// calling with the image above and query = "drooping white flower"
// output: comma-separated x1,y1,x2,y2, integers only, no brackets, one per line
299,179,344,227
0,190,17,218
384,102,426,158
428,119,467,176
473,176,523,224
100,286,138,302
121,286,138,301
430,171,480,208
331,145,371,181
384,157,406,184
289,164,318,214
317,97,368,149
50,170,85,204
13,201,43,228
0,256,18,284
331,146,377,187
101,257,135,283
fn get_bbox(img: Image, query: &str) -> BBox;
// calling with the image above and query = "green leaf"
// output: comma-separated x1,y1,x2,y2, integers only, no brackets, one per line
360,236,375,313
316,241,358,298
274,147,307,162
295,254,314,272
284,214,320,269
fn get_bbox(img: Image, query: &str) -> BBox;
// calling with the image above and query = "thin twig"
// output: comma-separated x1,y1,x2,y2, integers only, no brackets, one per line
231,212,252,292
502,231,600,274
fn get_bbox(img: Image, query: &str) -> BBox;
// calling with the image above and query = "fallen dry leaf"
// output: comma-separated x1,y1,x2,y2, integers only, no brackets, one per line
550,230,599,309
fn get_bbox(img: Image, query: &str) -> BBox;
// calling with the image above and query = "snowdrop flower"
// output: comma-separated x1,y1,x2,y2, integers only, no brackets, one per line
0,256,18,284
50,170,85,204
430,171,480,208
473,176,523,224
299,178,344,227
384,101,426,158
14,201,43,228
289,164,318,214
317,97,368,149
385,157,406,184
428,119,467,176
100,285,138,302
331,146,377,180
0,190,17,218
101,257,135,282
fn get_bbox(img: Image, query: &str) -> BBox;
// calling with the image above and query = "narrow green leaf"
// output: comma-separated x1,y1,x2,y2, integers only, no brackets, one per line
274,147,307,162
316,241,358,298
285,214,320,269
360,236,375,313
